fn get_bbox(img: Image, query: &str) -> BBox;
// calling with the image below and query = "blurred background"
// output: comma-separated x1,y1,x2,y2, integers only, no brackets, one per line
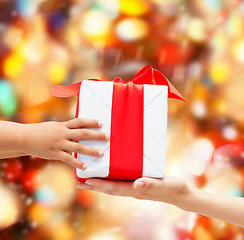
0,0,244,239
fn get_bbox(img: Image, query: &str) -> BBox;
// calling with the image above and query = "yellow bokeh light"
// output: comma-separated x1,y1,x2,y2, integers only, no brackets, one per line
211,31,227,51
51,222,75,240
119,0,150,16
186,18,206,42
0,184,20,229
28,203,53,225
3,53,24,79
116,18,149,41
81,10,112,39
231,39,244,63
48,62,67,84
80,10,114,46
0,196,18,228
227,13,243,38
212,99,227,115
209,62,230,84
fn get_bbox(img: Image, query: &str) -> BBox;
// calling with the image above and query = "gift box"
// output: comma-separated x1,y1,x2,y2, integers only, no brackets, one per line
51,65,185,181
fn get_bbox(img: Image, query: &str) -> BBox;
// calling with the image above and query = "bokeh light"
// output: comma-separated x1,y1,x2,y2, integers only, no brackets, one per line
0,0,244,239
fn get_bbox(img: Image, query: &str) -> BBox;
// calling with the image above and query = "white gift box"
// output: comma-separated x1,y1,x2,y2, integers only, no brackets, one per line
51,65,185,181
75,80,168,180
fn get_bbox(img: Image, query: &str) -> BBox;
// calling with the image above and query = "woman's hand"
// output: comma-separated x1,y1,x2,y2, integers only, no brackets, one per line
22,118,109,169
78,177,244,227
77,177,191,209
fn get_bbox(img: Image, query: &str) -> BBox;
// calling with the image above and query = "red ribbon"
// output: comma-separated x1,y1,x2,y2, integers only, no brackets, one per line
51,65,185,102
51,65,185,181
108,82,144,180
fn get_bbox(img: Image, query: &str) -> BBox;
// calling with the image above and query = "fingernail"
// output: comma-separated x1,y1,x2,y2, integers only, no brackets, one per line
82,163,87,170
98,151,104,157
134,181,144,189
98,121,103,127
105,133,110,141
77,185,85,189
85,180,93,186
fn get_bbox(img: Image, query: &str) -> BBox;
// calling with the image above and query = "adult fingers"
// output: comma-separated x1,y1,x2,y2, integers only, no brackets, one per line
134,177,163,190
65,118,102,129
77,182,95,191
84,179,134,196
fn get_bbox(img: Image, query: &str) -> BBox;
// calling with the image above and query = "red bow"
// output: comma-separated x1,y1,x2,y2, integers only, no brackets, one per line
51,65,185,102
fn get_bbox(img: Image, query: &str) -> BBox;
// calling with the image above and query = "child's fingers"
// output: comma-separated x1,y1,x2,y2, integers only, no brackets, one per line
64,142,104,158
68,129,109,141
65,118,102,129
59,152,87,169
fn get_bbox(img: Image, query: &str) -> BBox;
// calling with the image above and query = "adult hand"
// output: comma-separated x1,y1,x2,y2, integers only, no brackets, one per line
77,176,190,209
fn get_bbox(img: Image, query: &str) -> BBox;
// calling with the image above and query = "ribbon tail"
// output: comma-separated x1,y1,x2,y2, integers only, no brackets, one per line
51,82,81,97
153,69,186,102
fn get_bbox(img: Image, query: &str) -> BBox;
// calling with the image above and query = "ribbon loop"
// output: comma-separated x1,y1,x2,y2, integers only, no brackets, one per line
51,66,185,101
51,82,81,97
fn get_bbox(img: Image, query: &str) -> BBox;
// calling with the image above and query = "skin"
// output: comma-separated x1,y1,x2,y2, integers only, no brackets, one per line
0,118,109,169
77,177,244,228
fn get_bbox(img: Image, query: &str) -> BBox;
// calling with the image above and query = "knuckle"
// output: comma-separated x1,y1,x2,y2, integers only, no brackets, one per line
57,124,68,137
81,129,89,138
62,154,71,163
53,139,63,151
76,144,83,153
100,133,106,140
78,118,84,123
145,181,153,189
105,185,115,193
91,149,99,156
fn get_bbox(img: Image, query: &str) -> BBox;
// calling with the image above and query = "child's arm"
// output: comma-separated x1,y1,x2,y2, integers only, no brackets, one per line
77,177,244,227
0,151,26,158
0,118,109,169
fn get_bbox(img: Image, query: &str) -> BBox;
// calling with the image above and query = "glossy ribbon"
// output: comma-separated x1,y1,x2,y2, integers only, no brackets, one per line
51,65,185,102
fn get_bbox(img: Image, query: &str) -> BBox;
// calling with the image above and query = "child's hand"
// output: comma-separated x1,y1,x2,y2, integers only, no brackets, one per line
23,118,109,169
77,177,190,208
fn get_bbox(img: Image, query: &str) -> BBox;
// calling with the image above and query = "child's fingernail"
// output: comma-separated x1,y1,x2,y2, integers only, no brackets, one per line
98,121,103,127
77,185,85,189
82,163,87,170
105,133,110,141
99,151,104,157
134,181,144,189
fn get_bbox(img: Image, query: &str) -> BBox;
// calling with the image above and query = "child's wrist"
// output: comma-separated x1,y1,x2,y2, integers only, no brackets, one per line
18,123,31,155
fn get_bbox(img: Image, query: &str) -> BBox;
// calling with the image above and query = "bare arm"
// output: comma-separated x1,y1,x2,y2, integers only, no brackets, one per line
0,121,27,154
0,151,26,158
185,187,244,227
77,177,244,228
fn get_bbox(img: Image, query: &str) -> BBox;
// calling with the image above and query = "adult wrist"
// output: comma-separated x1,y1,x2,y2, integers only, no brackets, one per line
175,185,198,211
